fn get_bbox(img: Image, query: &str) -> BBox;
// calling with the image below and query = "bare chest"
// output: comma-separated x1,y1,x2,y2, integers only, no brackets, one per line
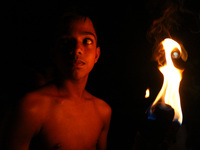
34,101,103,150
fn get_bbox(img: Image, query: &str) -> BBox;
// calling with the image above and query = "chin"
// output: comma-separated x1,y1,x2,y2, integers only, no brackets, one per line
71,73,89,81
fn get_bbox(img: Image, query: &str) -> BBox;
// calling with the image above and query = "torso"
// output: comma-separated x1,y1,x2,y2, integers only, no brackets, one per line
28,86,105,150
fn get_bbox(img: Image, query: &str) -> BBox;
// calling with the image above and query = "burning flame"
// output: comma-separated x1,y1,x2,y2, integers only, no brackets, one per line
149,38,187,124
145,88,150,98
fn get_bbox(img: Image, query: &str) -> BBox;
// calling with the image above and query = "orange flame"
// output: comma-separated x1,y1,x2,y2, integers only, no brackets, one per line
145,88,150,98
150,38,186,124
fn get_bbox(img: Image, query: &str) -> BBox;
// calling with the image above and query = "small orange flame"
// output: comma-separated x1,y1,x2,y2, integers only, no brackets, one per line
145,88,150,98
150,38,186,124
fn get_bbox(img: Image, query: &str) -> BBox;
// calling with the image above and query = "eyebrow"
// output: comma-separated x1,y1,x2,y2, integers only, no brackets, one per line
81,32,97,40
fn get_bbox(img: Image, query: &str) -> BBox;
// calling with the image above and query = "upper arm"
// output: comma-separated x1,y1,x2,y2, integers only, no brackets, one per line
96,100,112,150
3,93,48,150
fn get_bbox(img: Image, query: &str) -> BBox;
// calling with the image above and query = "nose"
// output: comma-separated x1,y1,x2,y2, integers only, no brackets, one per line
75,44,83,55
69,41,83,56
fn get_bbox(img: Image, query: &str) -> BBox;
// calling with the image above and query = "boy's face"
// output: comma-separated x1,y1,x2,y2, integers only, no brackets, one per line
55,17,100,80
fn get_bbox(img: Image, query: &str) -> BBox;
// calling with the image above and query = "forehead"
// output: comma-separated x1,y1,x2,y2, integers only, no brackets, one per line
58,17,97,38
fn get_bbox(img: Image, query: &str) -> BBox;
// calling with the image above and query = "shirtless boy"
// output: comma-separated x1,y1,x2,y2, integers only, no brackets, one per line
3,11,112,150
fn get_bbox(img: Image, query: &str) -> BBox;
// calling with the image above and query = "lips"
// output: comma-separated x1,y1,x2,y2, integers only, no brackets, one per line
72,59,85,67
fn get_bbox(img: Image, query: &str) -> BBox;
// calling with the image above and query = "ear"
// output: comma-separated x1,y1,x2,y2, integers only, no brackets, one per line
95,46,100,63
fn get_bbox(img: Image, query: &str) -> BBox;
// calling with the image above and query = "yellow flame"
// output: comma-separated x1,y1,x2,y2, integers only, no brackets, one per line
145,88,150,98
151,38,184,124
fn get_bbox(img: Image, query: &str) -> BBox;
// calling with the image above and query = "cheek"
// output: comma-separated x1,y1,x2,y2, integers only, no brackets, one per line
86,50,97,63
85,53,97,71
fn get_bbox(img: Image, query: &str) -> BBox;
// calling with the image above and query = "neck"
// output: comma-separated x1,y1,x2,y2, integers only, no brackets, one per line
56,76,88,99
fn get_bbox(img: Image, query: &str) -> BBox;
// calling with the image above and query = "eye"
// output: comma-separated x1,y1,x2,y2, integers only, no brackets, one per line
58,38,70,47
57,38,76,51
83,38,93,45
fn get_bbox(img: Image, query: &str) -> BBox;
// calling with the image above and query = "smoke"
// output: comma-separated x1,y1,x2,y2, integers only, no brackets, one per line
147,0,199,64
147,0,199,43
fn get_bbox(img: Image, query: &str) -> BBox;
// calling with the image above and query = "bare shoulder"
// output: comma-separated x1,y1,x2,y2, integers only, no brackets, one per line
95,97,112,115
19,85,55,122
85,91,112,121
1,86,56,150
21,87,49,108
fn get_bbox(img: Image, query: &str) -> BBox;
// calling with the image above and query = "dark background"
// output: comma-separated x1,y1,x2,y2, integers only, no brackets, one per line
1,0,200,149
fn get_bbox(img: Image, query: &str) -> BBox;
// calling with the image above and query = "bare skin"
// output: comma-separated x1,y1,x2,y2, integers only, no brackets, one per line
4,17,111,150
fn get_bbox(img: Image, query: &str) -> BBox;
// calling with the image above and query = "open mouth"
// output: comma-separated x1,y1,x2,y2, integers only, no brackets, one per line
72,59,85,67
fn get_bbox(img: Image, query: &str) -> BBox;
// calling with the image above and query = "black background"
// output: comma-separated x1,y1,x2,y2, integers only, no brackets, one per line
1,0,200,149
